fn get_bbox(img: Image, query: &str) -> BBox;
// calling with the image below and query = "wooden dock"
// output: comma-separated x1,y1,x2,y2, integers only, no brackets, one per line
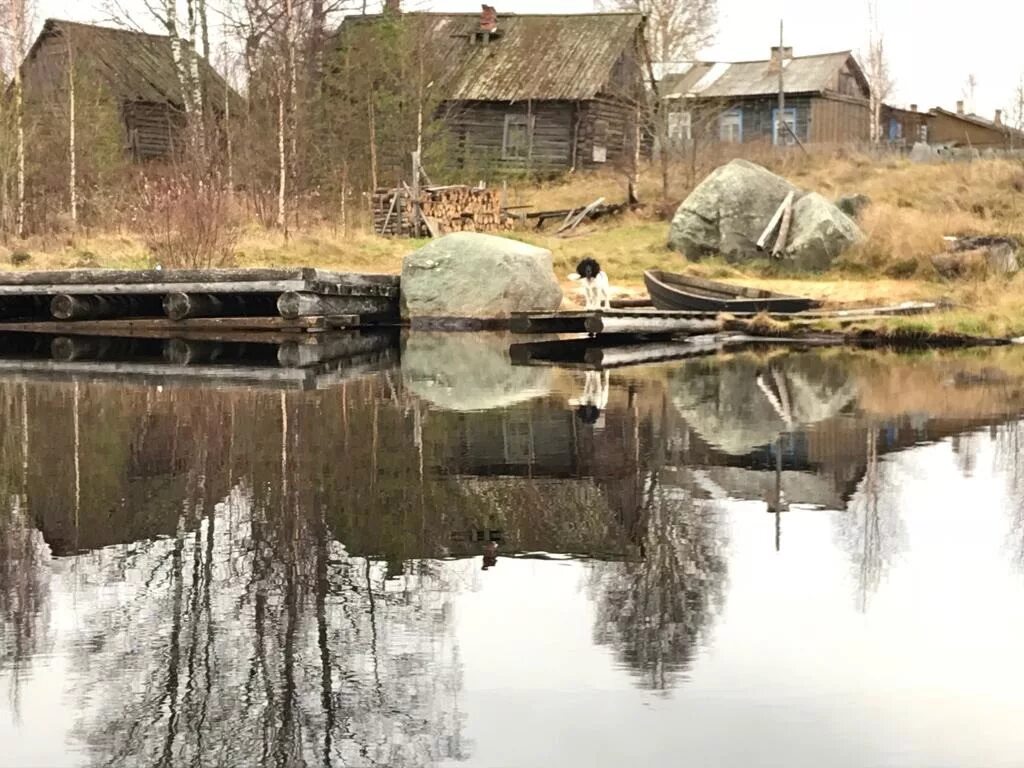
0,268,401,329
511,302,942,337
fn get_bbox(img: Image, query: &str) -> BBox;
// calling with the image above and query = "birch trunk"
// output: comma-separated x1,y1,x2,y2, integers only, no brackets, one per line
277,86,286,230
15,55,25,238
285,0,297,226
186,0,203,119
165,0,193,119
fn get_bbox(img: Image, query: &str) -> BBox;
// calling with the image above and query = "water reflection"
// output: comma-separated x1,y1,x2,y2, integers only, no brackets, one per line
2,341,1024,765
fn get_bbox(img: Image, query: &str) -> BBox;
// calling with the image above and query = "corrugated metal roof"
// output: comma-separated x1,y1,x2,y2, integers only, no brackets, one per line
660,51,864,99
29,19,240,110
336,12,645,102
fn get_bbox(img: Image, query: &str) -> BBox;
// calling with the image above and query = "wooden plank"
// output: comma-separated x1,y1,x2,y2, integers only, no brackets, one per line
772,192,796,258
756,194,790,251
0,268,400,287
0,315,334,334
0,280,309,296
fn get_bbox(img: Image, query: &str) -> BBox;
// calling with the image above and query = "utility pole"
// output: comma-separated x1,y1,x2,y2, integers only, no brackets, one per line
777,19,785,145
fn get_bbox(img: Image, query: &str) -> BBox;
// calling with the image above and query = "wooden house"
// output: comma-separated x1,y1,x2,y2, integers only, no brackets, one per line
926,102,1024,148
19,19,240,163
659,50,871,146
333,8,648,176
879,103,929,146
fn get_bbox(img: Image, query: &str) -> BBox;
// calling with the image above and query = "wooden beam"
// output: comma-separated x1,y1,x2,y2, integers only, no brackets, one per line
276,292,396,320
0,267,400,287
0,280,309,296
50,293,164,320
163,292,279,320
772,192,796,259
757,193,792,251
585,313,721,336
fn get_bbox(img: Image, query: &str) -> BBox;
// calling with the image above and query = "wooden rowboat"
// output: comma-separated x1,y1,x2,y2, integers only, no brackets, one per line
643,270,819,314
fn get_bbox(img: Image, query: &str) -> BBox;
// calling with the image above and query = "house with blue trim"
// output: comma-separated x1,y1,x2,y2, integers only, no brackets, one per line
659,49,872,147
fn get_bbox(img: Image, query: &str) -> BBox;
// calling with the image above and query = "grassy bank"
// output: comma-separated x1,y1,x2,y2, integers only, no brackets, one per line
4,153,1024,339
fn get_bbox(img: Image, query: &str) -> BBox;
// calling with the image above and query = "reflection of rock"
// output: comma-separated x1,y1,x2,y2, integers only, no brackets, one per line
403,333,552,412
672,353,857,455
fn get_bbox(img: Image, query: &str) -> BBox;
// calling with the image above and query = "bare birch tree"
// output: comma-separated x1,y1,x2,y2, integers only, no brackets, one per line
1,0,32,237
865,0,894,143
604,0,716,199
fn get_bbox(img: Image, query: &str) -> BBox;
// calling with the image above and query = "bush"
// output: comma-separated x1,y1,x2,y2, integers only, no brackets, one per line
10,250,31,266
130,171,239,269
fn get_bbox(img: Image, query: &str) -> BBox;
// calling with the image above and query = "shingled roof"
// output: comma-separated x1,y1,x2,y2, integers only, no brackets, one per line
336,12,645,102
660,51,868,99
26,19,239,111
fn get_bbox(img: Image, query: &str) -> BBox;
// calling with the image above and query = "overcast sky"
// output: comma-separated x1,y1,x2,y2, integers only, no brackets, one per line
32,0,1024,118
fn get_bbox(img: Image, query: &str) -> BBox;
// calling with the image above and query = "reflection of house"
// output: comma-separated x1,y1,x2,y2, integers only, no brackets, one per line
659,49,871,146
335,8,648,175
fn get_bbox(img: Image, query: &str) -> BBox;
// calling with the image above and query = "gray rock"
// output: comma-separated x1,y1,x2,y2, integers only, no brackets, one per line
835,193,871,220
910,142,941,163
932,235,1020,278
669,159,799,263
785,193,864,271
403,332,552,412
402,232,562,319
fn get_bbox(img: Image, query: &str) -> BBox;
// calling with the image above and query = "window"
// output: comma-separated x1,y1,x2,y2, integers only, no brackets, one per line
772,108,797,145
502,114,533,160
888,118,903,141
668,110,692,142
720,110,743,143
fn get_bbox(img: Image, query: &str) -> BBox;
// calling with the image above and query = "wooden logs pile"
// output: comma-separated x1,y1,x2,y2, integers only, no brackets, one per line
373,184,511,238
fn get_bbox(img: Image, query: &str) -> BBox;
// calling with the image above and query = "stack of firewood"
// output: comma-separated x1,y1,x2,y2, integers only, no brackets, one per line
372,184,511,238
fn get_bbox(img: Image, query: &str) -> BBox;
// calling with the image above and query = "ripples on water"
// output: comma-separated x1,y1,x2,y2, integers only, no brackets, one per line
2,334,1024,767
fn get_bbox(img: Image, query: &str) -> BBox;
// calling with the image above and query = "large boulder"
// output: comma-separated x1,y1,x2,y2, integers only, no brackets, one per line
786,193,865,271
669,159,799,263
669,160,865,271
402,232,562,319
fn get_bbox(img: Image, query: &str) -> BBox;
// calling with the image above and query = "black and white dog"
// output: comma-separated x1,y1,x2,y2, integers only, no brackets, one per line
568,257,611,310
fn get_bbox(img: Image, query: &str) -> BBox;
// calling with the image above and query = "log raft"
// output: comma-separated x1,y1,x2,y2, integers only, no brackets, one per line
0,268,401,329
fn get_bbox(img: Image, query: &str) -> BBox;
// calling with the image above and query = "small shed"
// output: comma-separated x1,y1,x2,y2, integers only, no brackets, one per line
334,8,648,176
20,19,240,162
659,50,872,147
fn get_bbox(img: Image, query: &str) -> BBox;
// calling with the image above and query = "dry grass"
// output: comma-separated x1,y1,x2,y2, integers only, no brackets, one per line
6,151,1024,336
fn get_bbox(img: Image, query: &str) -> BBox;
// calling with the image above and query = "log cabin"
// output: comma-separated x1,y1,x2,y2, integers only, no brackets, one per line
659,49,872,147
333,7,649,177
19,19,240,163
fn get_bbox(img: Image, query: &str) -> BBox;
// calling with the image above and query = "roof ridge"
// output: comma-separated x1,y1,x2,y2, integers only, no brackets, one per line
676,50,852,67
44,18,172,40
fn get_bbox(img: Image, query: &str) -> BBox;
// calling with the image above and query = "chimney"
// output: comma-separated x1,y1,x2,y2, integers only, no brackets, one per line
480,5,497,33
384,0,400,13
910,103,917,113
956,100,965,115
995,109,1003,126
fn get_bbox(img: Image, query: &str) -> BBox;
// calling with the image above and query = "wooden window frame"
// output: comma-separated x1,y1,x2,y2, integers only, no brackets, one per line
772,107,798,145
502,114,534,160
719,109,743,143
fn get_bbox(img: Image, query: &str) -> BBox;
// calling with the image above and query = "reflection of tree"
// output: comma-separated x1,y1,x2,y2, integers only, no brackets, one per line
0,384,50,716
834,426,906,612
994,421,1024,570
589,480,728,691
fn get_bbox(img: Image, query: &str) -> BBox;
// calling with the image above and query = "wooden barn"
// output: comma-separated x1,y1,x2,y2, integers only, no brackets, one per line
659,50,871,146
926,103,1024,148
19,19,240,163
334,8,648,176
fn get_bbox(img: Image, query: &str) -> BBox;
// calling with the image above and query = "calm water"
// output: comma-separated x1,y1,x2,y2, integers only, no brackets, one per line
3,334,1024,767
